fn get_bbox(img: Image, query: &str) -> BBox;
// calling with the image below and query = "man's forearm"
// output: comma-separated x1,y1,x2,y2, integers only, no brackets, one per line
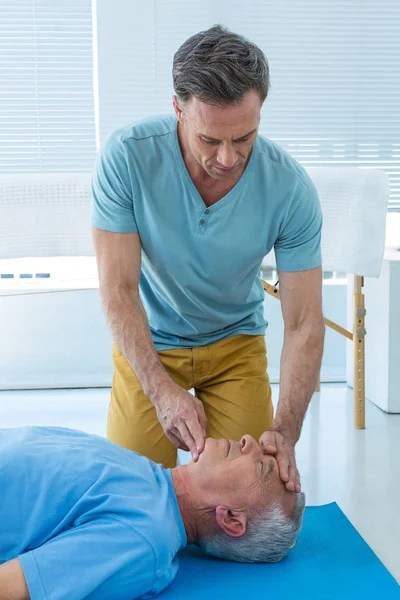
101,285,172,403
0,559,30,600
273,319,325,445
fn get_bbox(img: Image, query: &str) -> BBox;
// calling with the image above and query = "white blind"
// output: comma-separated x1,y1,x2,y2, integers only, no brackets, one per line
96,0,400,210
0,0,96,173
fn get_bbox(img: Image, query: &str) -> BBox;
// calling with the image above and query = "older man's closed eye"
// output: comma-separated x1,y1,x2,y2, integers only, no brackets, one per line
0,427,305,600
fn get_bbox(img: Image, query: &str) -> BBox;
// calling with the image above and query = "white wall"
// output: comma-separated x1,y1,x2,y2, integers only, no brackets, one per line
1,289,112,389
266,282,346,383
0,283,346,390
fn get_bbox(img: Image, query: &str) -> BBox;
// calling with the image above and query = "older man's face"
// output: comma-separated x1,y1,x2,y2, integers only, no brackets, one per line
189,435,296,515
177,90,261,181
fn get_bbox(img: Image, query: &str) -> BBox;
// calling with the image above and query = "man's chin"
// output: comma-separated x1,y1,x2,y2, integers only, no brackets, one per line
192,437,213,462
211,166,240,179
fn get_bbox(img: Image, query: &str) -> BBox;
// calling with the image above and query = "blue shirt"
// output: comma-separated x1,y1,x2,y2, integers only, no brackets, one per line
0,427,186,600
92,114,322,350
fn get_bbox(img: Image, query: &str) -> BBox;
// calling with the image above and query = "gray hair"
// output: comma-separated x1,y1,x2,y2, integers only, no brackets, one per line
173,24,270,107
196,492,306,563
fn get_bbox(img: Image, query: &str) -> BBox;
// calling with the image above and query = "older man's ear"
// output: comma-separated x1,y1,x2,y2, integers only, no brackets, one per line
215,506,247,538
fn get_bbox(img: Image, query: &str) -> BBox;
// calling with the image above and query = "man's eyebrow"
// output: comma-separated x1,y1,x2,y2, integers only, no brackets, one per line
200,128,257,143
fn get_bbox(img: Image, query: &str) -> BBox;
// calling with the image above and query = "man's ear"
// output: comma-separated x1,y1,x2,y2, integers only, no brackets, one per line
215,505,247,538
172,95,183,122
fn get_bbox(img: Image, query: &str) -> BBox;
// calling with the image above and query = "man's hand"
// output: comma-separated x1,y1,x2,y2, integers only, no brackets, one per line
259,430,301,493
153,383,207,461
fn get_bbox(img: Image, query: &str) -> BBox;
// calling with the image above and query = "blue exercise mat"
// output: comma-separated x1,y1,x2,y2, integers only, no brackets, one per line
159,503,400,599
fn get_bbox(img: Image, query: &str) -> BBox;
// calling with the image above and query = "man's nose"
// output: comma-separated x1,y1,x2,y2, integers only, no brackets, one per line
217,143,237,168
240,434,259,454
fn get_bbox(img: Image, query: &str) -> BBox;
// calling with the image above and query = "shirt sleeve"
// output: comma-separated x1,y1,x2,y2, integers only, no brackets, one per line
18,518,156,600
274,177,323,272
91,132,138,233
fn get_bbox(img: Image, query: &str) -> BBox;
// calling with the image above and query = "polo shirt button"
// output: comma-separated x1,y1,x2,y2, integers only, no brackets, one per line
204,209,210,214
199,219,206,225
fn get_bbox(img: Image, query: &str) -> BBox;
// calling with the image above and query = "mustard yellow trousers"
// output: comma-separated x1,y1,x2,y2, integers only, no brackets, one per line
107,334,274,468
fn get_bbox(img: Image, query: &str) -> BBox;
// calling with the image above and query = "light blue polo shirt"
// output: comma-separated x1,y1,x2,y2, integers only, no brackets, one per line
0,427,186,600
92,114,322,350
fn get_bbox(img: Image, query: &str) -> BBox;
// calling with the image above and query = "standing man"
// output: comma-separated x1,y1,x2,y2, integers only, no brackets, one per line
91,25,325,493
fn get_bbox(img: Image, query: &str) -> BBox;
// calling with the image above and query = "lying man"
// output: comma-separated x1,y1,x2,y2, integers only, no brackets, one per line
0,426,305,600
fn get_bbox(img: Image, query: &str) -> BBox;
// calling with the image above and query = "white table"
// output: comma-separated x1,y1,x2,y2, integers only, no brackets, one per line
346,250,400,413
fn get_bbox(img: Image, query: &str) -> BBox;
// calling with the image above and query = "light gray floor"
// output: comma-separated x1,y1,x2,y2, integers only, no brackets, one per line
1,384,399,583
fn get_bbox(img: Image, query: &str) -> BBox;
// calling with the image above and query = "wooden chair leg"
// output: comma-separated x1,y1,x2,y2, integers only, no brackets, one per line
353,275,366,429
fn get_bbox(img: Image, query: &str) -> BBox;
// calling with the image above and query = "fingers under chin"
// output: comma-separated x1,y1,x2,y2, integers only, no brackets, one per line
168,432,189,452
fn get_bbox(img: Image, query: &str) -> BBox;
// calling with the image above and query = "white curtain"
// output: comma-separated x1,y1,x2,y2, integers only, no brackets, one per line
95,0,400,210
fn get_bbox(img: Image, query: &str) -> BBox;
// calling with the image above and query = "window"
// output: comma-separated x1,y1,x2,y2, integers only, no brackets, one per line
96,0,400,210
259,265,347,285
0,0,96,173
0,257,98,292
0,0,97,289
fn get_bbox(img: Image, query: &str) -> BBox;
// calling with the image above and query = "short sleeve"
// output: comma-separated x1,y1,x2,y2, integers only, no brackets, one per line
274,178,323,272
18,518,155,600
91,133,138,233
